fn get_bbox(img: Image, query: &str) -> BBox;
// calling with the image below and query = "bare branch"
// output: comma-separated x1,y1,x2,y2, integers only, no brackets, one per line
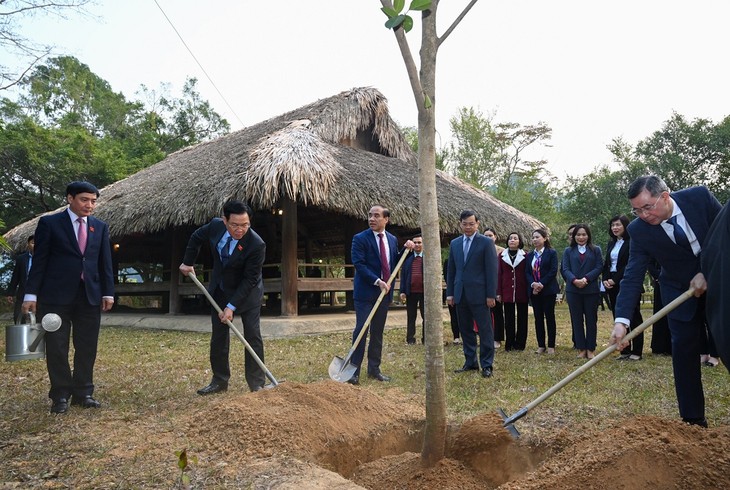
437,0,479,47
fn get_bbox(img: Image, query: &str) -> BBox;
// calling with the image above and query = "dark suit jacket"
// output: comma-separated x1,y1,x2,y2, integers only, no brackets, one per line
561,245,604,295
615,186,721,322
702,198,730,370
182,218,265,312
352,228,399,302
525,247,560,296
446,233,497,305
602,238,630,284
25,210,114,305
7,252,31,300
399,253,423,296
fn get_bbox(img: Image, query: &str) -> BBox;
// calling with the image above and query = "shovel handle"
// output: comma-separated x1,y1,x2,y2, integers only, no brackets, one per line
186,272,279,387
339,248,412,369
511,287,695,422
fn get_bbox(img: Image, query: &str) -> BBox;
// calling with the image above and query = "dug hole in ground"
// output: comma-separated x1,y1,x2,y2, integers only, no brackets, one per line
176,381,728,489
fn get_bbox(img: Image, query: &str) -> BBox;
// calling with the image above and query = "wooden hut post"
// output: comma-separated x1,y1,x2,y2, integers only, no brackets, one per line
168,228,183,314
280,198,298,316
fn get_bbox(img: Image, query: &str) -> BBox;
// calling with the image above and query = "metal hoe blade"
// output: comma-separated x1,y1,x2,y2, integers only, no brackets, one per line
497,408,521,438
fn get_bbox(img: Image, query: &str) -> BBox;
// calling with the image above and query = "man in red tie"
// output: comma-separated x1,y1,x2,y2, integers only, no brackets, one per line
23,181,115,414
399,235,425,345
347,205,414,385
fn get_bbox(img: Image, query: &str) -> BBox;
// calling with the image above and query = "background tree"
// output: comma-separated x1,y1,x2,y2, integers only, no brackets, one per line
380,0,479,466
0,56,230,232
0,0,92,90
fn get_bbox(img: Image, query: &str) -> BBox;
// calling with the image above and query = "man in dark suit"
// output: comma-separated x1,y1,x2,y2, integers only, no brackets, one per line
22,181,115,414
446,210,498,378
702,199,730,373
347,205,414,385
399,234,424,345
179,200,266,394
6,235,34,324
610,175,721,427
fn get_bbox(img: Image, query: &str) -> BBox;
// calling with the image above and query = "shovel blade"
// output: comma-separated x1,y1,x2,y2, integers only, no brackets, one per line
329,356,357,382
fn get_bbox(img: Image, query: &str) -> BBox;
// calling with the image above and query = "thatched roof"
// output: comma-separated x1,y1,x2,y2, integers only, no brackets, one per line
4,87,543,249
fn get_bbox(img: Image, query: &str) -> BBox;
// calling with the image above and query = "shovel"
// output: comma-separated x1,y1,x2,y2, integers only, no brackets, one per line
28,313,63,352
186,272,279,387
329,248,411,382
500,287,696,437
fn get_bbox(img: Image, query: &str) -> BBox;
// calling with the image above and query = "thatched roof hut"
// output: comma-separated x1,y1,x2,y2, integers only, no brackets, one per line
4,87,544,316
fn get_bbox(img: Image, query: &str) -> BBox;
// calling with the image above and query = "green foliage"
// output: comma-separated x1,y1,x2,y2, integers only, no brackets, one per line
175,448,198,489
381,0,431,33
0,56,230,233
444,106,557,227
559,111,730,242
399,124,448,170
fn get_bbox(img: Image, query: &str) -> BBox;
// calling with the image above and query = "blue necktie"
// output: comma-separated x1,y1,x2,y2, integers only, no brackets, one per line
463,236,471,260
220,236,233,266
668,216,692,253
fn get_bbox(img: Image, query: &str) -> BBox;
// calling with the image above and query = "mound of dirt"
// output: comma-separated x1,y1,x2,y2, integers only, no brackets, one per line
183,381,425,476
499,416,730,490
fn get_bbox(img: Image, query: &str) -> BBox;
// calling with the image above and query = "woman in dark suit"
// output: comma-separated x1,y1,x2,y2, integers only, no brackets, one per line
526,229,560,354
602,215,644,360
562,224,603,359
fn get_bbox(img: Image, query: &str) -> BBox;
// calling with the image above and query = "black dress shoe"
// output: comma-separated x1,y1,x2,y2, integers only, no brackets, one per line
481,367,493,378
71,395,101,408
197,382,228,396
454,366,479,373
368,372,391,382
346,375,359,385
50,398,69,414
682,417,708,428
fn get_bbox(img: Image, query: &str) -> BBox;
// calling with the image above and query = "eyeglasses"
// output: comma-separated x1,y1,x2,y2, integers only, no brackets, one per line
228,223,250,230
630,195,662,217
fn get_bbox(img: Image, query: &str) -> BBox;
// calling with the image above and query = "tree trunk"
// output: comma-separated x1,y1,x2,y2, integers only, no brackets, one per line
418,3,447,468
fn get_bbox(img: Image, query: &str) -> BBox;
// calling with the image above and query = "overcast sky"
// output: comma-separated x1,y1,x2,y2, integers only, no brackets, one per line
5,0,729,182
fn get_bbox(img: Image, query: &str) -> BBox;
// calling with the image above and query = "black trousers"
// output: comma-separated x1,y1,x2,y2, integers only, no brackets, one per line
531,293,557,349
607,286,644,357
40,282,100,401
405,292,425,343
503,301,529,351
209,288,266,391
492,300,505,341
448,304,460,340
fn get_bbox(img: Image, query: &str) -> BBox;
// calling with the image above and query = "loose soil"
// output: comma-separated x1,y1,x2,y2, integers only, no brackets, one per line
3,380,729,488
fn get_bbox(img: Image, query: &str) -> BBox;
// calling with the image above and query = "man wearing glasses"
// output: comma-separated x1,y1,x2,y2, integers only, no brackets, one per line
179,200,267,395
609,176,721,427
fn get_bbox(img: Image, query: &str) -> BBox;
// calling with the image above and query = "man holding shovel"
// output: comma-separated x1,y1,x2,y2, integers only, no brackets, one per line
609,175,721,427
346,205,415,385
179,200,267,394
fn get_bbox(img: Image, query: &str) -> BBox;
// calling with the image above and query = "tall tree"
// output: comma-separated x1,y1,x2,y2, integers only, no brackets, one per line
0,0,92,90
380,0,479,466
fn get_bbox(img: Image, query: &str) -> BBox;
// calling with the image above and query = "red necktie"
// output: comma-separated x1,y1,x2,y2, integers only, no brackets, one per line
378,233,390,282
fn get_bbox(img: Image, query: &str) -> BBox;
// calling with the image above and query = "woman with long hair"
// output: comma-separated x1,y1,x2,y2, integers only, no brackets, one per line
602,214,644,361
562,224,604,359
526,229,560,354
497,232,529,351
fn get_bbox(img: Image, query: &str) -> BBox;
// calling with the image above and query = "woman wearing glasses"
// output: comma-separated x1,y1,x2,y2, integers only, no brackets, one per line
602,215,644,360
561,224,604,359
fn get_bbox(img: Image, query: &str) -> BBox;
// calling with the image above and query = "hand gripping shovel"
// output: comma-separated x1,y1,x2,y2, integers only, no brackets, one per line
329,248,411,382
187,272,279,387
500,287,696,437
